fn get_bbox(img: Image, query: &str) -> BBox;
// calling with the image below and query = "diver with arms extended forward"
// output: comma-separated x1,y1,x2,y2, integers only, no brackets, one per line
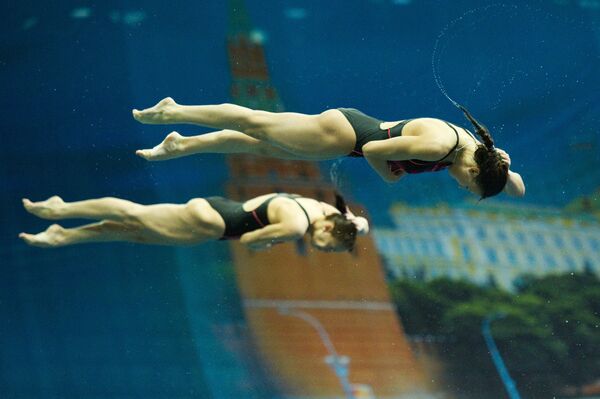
133,98,525,199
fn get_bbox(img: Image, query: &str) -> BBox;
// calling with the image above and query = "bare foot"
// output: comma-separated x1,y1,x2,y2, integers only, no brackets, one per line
132,97,178,124
19,224,66,247
136,131,185,161
22,196,65,219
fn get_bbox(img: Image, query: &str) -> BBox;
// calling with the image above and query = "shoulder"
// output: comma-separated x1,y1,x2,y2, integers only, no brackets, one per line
404,118,453,133
271,196,310,221
407,118,460,150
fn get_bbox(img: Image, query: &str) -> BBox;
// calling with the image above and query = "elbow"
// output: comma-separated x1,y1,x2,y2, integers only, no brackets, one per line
506,171,525,197
361,142,378,158
382,169,404,184
239,234,250,244
382,175,397,184
506,184,526,197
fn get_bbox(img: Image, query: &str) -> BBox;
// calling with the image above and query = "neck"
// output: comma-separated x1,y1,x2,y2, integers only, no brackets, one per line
449,140,478,171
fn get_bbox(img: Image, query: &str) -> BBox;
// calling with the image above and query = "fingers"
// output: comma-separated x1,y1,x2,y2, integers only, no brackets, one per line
496,148,511,165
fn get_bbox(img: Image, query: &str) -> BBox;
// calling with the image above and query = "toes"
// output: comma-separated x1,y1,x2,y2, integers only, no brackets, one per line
132,109,141,120
23,200,35,212
136,149,152,159
19,233,35,245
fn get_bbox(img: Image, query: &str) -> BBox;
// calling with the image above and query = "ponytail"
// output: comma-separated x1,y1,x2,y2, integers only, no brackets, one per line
334,191,348,214
328,192,357,251
457,105,508,199
458,104,495,151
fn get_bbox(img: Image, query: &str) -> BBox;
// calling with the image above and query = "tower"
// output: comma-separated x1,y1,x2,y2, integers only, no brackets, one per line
225,1,429,396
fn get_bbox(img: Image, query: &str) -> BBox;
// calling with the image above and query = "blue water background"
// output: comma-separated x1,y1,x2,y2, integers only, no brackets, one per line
1,0,599,397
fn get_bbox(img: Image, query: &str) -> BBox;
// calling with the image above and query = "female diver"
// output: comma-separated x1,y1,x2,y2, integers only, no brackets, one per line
133,98,525,199
19,192,367,252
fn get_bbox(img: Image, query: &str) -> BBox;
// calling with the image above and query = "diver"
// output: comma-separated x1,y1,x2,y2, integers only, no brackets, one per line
133,98,525,199
19,192,368,252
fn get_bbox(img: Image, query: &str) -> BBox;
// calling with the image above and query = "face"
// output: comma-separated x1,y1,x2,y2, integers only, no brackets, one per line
309,219,346,252
449,164,482,196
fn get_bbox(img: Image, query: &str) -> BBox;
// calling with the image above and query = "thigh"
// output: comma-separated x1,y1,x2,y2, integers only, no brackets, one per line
225,130,316,160
134,203,218,243
252,109,356,158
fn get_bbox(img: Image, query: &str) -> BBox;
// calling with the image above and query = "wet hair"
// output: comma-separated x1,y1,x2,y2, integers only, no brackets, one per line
326,192,358,252
458,105,509,199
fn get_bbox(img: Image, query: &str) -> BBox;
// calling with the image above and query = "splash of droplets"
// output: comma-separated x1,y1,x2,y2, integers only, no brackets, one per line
489,70,527,111
431,4,519,111
329,159,346,191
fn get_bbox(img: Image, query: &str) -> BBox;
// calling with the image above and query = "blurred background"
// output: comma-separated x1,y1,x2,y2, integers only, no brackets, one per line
1,0,599,398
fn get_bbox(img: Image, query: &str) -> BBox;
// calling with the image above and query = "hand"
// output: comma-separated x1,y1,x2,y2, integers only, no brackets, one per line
352,216,369,235
343,209,369,235
496,148,511,168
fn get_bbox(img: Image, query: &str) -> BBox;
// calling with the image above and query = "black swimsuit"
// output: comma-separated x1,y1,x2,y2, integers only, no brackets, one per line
337,107,460,174
205,194,311,240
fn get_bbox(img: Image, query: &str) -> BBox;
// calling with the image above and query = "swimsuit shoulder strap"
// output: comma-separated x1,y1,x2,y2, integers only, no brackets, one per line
252,194,281,225
282,194,311,228
431,122,460,163
463,127,478,142
385,119,413,138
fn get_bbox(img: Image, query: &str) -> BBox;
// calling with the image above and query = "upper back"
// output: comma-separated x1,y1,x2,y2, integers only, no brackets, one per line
244,194,339,226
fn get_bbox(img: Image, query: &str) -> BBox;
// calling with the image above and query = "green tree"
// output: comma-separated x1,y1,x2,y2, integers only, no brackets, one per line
515,272,600,392
389,271,600,397
389,279,446,334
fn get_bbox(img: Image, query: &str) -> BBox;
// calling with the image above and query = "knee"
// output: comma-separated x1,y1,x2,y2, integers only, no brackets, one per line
241,110,272,139
99,220,141,234
122,205,145,226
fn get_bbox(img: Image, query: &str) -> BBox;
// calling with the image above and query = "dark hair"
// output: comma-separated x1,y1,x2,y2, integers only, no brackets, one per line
327,192,358,251
458,105,508,199
325,214,357,252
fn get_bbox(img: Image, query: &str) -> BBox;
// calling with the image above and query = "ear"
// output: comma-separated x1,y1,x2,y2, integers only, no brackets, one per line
323,221,335,232
468,167,479,177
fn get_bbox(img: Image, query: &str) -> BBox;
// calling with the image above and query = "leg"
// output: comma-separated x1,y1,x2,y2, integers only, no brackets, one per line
136,129,312,161
19,221,143,247
133,98,356,158
22,196,143,221
20,200,224,247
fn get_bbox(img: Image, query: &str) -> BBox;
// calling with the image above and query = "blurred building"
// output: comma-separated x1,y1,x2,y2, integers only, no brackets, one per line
375,199,600,289
224,0,434,397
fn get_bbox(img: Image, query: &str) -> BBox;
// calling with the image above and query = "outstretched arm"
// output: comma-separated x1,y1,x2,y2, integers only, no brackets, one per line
239,222,305,251
497,149,525,197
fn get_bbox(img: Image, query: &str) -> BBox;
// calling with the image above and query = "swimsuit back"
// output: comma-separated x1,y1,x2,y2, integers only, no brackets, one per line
205,194,311,240
338,107,459,174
